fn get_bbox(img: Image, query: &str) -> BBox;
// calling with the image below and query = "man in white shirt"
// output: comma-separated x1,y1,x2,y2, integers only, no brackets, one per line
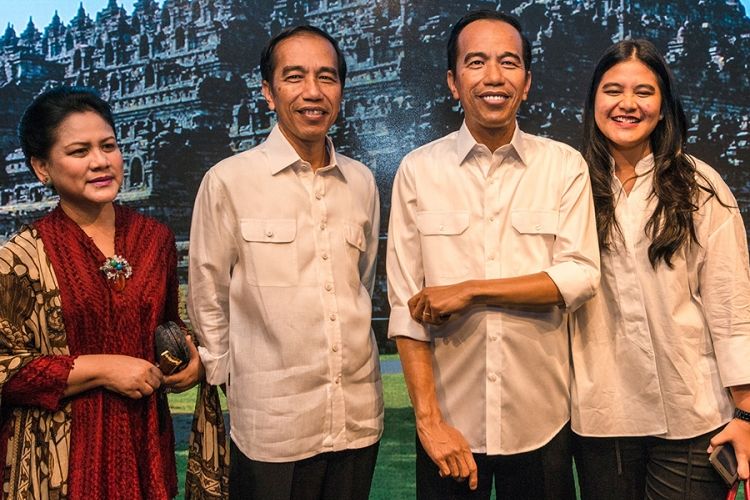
387,10,600,499
188,25,382,500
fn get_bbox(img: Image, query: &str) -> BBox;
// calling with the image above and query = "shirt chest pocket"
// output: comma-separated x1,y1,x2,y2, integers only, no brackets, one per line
342,223,367,288
344,223,366,252
240,218,298,287
510,209,558,270
416,211,471,284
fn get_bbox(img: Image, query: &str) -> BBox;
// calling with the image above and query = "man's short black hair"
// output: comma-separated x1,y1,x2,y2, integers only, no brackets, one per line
260,25,347,89
446,10,532,74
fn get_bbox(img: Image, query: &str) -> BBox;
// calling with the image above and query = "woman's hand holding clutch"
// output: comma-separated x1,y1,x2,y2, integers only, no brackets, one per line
163,336,204,393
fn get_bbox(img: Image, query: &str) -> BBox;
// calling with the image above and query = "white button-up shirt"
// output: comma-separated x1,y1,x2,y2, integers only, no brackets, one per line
188,125,383,462
572,155,750,439
387,123,600,454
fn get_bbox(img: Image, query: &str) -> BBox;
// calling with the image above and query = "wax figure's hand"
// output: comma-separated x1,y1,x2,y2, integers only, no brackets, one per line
417,418,478,490
709,417,750,480
164,335,205,393
101,355,164,399
408,282,474,325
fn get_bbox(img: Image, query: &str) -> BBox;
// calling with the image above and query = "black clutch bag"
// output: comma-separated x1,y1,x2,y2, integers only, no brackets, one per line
155,321,190,374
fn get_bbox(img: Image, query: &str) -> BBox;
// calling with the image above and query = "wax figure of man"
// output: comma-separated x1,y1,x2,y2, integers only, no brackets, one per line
387,10,600,500
188,25,383,500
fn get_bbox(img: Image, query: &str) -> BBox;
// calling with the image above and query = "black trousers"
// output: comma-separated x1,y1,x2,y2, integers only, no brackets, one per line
415,423,575,500
573,429,727,500
228,439,380,500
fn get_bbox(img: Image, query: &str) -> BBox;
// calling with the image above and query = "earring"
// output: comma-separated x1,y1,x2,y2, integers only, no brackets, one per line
43,177,53,188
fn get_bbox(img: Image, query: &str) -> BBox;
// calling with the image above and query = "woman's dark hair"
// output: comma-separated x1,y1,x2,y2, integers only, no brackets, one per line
18,86,116,169
582,39,723,268
260,25,347,89
447,10,532,74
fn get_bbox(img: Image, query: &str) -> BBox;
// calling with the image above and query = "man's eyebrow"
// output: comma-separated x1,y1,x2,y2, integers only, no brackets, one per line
463,51,522,62
497,51,522,62
317,66,339,76
463,51,489,62
280,65,338,76
281,65,306,75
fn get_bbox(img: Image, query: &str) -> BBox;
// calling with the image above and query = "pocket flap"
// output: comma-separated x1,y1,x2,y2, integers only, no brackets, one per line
240,219,296,243
345,224,366,251
416,211,470,235
511,210,558,235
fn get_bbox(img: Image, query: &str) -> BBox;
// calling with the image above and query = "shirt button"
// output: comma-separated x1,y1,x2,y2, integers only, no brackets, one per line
335,374,342,384
331,345,338,352
325,283,333,291
489,216,495,222
320,222,327,230
322,253,329,260
439,225,445,231
488,373,497,382
534,224,542,231
265,230,273,237
329,313,337,321
488,255,494,261
315,192,322,200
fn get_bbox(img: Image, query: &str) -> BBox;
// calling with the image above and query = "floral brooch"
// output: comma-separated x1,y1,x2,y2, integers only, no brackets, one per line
100,255,132,292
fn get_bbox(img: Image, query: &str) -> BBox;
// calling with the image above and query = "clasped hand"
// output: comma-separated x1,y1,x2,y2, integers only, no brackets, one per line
102,335,203,398
102,355,164,399
408,282,474,326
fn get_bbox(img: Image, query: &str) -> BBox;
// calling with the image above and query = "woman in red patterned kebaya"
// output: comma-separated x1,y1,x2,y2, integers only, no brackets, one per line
0,87,205,499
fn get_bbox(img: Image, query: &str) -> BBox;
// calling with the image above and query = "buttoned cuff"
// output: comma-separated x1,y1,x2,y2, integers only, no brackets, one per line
198,346,229,386
544,261,597,312
714,339,750,388
387,305,430,341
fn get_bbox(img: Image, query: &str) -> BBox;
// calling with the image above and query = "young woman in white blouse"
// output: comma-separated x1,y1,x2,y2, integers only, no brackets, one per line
571,38,750,498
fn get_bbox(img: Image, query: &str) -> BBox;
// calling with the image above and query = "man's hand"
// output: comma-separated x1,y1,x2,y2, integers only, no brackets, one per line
709,417,750,480
163,335,205,393
417,418,478,490
408,282,475,325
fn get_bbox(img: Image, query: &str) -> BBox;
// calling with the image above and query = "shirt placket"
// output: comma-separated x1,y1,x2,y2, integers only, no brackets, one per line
613,183,658,356
611,180,667,428
312,171,346,450
483,157,504,450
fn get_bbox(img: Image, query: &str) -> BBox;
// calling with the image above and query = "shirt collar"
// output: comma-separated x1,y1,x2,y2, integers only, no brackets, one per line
608,152,655,176
634,153,655,175
265,124,345,180
456,120,529,167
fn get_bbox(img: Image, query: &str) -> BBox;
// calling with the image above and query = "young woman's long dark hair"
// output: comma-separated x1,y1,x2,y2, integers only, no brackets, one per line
582,39,723,268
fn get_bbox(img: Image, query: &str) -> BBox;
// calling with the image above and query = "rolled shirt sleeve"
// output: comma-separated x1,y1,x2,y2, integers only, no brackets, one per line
543,153,600,312
386,159,430,342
